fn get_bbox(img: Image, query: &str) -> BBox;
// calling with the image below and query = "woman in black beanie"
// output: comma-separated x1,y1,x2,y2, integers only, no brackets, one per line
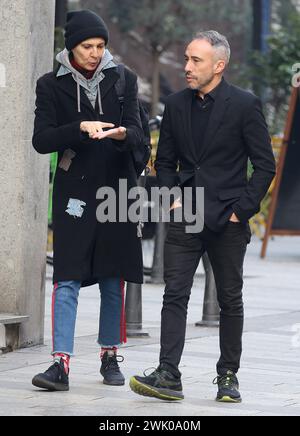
31,10,145,392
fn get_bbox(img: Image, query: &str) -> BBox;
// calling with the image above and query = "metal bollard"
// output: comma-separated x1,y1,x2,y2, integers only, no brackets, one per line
125,282,149,337
150,219,167,284
195,252,220,327
125,172,150,337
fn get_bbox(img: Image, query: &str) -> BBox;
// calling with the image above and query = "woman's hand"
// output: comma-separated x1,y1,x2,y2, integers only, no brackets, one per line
80,121,115,140
91,126,127,141
80,121,127,141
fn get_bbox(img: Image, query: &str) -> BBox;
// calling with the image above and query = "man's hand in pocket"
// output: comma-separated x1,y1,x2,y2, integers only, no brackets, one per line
170,198,182,211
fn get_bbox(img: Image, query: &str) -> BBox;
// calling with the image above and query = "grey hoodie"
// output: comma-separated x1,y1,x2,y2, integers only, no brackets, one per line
56,48,117,115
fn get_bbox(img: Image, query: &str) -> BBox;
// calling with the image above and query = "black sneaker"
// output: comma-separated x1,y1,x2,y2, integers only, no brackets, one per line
32,359,69,391
129,366,184,401
100,352,125,386
213,370,241,403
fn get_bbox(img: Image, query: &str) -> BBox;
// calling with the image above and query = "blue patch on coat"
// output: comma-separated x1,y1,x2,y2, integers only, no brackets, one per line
66,199,87,218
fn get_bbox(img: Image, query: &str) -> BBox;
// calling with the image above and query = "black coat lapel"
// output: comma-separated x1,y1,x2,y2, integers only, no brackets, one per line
199,79,231,161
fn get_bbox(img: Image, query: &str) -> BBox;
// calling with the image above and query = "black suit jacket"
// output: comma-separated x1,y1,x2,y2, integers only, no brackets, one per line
155,79,276,232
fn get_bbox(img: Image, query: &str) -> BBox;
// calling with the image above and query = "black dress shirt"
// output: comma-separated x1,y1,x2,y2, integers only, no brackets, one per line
191,81,222,160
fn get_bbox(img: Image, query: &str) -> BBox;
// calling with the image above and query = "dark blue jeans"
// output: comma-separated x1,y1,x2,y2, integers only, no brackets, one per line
52,278,126,356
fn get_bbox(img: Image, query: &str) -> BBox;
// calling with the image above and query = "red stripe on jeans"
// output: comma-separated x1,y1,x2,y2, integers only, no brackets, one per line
120,278,127,344
52,283,58,353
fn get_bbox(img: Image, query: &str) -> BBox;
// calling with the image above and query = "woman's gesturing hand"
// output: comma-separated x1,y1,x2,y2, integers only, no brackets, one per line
80,121,115,139
80,121,127,141
92,126,127,141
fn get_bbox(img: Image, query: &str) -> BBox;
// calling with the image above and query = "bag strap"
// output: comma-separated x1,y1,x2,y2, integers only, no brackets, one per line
115,64,126,105
115,64,151,179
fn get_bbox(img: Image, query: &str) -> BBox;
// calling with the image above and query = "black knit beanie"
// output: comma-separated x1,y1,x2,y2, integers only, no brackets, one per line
64,10,109,51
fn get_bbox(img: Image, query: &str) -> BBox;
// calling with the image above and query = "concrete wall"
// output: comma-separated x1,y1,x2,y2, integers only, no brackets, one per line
0,0,55,347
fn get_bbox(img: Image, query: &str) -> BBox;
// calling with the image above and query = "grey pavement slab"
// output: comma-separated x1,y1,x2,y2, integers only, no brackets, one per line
0,236,300,416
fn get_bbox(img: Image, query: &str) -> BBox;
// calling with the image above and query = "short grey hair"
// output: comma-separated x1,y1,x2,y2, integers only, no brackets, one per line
193,30,231,65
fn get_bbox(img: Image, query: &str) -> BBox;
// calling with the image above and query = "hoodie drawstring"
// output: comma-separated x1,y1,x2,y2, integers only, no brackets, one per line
77,76,81,113
76,76,104,116
97,82,104,115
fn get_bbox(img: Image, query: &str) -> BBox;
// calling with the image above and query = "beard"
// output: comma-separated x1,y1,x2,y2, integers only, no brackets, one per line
187,72,215,91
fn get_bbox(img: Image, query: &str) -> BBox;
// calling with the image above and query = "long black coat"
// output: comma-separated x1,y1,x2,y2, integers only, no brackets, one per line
33,66,144,286
155,79,276,232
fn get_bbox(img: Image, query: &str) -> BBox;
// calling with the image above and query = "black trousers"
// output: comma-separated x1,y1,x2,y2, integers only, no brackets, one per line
159,221,251,377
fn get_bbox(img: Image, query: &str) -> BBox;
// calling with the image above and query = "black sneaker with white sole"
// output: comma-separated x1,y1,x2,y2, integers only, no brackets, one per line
32,358,69,391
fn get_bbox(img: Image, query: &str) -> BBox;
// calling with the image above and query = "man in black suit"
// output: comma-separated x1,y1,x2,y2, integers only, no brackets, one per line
130,31,276,403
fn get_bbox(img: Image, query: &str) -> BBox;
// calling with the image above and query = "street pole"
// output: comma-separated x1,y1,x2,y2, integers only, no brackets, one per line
55,0,68,27
195,252,220,327
150,218,167,284
125,174,150,337
252,0,271,53
125,282,149,337
252,0,272,97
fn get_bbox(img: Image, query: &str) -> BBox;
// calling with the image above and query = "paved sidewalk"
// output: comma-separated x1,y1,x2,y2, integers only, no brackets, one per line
0,236,300,416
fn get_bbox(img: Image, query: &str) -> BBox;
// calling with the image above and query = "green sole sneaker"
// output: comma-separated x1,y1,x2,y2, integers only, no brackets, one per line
129,376,184,401
216,395,242,403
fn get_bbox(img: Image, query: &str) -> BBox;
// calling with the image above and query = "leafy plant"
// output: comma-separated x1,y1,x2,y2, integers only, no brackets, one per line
248,12,300,134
